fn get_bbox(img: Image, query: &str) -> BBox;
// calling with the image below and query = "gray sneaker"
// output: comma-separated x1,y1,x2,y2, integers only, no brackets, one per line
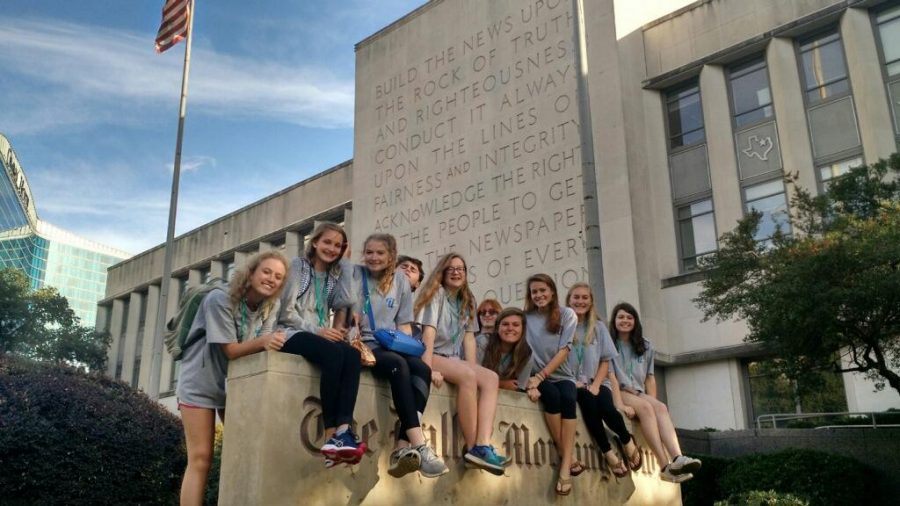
668,455,702,475
415,444,449,478
660,466,694,483
387,447,420,478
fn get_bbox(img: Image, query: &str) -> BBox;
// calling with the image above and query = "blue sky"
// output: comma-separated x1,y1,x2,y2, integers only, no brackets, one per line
0,0,423,254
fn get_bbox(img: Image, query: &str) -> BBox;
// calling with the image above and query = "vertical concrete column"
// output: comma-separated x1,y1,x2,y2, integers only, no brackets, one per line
342,208,354,255
727,358,749,430
284,231,302,259
767,37,817,198
119,292,143,386
159,277,181,394
188,268,202,287
138,284,160,390
258,241,273,253
700,65,743,233
95,305,110,333
234,251,250,270
106,298,125,377
842,7,896,160
209,260,225,280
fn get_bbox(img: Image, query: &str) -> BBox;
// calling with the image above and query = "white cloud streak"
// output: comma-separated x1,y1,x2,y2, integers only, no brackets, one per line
0,17,354,134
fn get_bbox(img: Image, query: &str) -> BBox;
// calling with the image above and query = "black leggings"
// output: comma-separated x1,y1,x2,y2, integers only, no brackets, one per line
280,332,361,428
537,380,577,419
577,386,632,453
370,347,431,442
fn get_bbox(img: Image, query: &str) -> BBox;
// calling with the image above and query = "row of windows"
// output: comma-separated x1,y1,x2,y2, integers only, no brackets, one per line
665,6,898,272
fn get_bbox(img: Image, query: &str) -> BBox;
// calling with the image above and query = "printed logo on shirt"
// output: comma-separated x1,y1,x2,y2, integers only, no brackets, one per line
385,297,396,308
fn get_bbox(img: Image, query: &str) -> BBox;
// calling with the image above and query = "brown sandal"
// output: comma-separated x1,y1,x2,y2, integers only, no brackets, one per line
570,460,585,477
627,446,643,471
556,476,573,496
605,453,629,478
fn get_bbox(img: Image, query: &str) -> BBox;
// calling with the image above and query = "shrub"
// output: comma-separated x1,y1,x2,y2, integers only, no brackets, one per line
718,449,878,506
0,355,186,505
714,490,810,506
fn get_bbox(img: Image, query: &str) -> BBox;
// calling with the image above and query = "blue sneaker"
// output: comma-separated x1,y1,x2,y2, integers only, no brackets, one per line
464,445,506,475
321,429,367,465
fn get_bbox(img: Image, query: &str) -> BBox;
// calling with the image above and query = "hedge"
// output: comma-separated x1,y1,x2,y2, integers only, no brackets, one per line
682,448,885,506
0,355,186,505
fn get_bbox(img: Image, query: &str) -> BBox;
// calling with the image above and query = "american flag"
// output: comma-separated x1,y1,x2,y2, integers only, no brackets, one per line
155,0,191,54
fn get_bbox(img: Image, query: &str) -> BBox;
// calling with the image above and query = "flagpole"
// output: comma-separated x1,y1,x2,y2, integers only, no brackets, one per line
149,0,196,400
571,0,606,314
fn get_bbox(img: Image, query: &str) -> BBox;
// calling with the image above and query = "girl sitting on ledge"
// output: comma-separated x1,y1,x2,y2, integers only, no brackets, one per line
416,253,508,475
609,301,702,483
480,307,532,392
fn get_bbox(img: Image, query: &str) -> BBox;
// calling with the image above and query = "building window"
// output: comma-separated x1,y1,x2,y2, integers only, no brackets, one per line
677,198,717,270
666,82,705,149
729,59,773,128
876,6,900,77
875,5,900,136
817,156,864,192
744,179,791,242
799,31,850,105
746,359,847,427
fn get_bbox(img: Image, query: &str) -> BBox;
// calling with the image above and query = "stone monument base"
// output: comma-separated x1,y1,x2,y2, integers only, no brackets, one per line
219,352,682,505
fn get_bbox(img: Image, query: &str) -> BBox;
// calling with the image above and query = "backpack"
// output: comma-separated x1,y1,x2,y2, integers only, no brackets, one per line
165,278,228,360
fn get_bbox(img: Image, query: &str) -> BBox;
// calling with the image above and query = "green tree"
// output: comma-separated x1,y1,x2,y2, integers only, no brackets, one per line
695,155,900,396
0,268,109,371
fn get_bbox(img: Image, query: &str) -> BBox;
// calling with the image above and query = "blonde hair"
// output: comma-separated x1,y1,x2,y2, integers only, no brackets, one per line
228,251,289,315
362,234,398,294
565,282,602,345
414,252,476,327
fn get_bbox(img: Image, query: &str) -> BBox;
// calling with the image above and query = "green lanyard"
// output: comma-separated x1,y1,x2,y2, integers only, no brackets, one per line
499,352,512,372
573,325,586,366
447,295,462,345
313,274,327,327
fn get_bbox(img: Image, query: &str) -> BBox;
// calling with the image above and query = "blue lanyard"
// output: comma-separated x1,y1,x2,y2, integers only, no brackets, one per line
313,273,327,327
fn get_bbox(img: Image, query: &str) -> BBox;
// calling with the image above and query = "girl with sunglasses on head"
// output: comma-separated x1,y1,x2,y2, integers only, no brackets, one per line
480,307,532,392
342,233,448,479
276,222,365,468
608,302,702,483
473,299,502,364
522,273,579,496
565,283,640,478
416,253,507,475
177,251,289,506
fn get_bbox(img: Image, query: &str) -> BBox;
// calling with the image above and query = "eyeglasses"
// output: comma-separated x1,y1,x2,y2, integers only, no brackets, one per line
444,266,466,274
478,310,498,316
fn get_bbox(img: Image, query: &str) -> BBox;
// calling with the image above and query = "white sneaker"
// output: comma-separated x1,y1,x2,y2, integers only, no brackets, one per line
415,444,449,478
660,466,694,483
668,455,702,475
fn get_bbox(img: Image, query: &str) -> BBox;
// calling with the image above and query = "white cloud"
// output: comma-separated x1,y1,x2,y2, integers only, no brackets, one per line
0,17,355,134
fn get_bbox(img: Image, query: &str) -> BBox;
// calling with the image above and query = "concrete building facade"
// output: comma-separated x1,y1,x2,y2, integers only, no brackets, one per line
99,0,900,427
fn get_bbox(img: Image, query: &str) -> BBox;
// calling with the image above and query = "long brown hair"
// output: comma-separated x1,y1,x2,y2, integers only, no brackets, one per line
565,282,602,346
362,233,398,294
524,273,561,333
482,308,531,381
305,222,348,275
414,252,476,326
228,250,289,315
609,302,647,356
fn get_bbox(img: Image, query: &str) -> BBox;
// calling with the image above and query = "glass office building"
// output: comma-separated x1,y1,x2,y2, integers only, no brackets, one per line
1,134,129,327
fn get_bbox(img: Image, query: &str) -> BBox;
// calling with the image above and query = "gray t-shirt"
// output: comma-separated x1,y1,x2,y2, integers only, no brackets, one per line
176,289,278,409
524,306,577,383
278,257,352,333
343,265,414,343
610,338,655,394
571,321,617,388
474,333,489,364
417,287,478,358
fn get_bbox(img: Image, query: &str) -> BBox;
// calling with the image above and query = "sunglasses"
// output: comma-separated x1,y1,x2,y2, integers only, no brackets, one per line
478,310,498,316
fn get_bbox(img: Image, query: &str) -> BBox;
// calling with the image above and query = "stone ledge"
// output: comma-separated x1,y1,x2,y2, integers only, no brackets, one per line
219,352,683,505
